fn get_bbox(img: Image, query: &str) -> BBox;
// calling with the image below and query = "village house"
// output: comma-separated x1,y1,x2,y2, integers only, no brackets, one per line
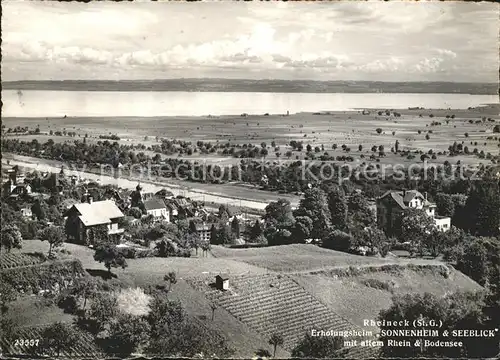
164,200,179,220
144,198,170,221
377,190,451,235
64,198,125,245
190,220,213,242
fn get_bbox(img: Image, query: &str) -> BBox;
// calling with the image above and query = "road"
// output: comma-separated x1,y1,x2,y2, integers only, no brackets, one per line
2,153,300,211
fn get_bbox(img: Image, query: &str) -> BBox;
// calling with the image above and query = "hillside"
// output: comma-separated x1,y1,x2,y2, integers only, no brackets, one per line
293,264,483,333
187,273,378,359
4,242,483,358
211,244,440,272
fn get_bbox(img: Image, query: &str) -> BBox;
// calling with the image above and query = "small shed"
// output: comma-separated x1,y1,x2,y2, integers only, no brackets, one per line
215,274,229,291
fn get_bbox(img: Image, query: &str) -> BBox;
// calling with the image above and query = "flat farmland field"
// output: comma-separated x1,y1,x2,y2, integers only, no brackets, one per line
3,104,499,168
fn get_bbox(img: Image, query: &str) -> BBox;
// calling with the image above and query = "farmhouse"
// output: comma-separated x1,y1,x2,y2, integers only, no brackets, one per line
144,198,170,221
377,190,450,235
65,199,125,245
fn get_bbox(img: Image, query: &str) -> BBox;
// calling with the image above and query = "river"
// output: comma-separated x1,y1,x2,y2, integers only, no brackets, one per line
2,90,497,117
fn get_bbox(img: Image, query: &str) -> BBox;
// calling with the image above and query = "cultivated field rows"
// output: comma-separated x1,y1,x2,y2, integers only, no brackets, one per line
0,326,102,358
0,253,44,270
187,273,379,357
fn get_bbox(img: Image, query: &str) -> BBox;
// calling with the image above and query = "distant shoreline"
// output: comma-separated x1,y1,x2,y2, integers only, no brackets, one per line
2,79,497,95
2,103,498,121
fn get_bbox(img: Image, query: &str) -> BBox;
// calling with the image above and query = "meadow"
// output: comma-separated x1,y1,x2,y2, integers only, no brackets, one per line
4,239,483,358
3,104,499,169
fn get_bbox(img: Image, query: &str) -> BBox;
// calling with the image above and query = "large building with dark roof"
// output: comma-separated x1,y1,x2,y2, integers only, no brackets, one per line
377,190,450,235
65,199,125,244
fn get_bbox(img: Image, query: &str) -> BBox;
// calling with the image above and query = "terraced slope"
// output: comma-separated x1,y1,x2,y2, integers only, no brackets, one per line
188,273,379,358
0,253,44,270
0,326,102,357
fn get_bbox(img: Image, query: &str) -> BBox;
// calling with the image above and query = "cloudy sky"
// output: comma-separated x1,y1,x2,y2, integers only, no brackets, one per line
2,1,498,82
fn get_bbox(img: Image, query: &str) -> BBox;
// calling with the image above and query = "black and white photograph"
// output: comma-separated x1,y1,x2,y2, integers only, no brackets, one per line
1,0,499,358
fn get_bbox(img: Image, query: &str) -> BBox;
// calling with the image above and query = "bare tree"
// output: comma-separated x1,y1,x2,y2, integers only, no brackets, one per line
210,302,218,321
268,333,284,357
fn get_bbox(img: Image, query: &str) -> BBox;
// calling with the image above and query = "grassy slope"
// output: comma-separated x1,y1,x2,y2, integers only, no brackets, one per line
11,241,282,358
211,244,442,272
10,241,482,358
293,266,482,333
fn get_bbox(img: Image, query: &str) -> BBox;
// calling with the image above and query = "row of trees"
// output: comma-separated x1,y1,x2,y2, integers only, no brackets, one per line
4,135,499,197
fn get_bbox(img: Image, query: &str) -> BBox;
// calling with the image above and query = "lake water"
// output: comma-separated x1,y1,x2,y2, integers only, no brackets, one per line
1,90,497,117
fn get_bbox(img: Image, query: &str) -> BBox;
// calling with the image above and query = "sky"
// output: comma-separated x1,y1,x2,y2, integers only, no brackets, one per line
2,1,498,82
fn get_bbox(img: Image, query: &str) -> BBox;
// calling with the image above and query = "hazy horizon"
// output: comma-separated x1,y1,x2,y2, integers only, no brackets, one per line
2,78,498,84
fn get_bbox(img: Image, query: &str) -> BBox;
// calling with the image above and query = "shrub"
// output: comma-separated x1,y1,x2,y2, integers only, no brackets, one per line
361,278,396,292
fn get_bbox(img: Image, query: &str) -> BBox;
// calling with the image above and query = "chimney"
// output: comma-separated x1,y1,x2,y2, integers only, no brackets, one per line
88,196,93,204
424,192,428,201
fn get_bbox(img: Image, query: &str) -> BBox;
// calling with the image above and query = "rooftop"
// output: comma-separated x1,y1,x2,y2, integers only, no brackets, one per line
71,200,124,227
379,190,435,210
144,198,167,211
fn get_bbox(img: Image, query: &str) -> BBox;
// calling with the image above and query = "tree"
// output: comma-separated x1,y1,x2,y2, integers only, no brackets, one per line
231,217,241,238
106,313,150,356
210,302,218,321
128,207,142,219
0,224,22,253
264,199,295,228
164,271,177,292
268,333,284,357
247,220,263,242
376,128,383,134
292,332,344,358
87,291,119,332
185,232,202,255
434,193,455,217
209,224,218,244
323,230,353,252
493,124,500,133
327,187,348,231
464,181,500,236
31,200,46,220
0,281,16,315
456,236,498,286
38,225,65,256
42,322,79,357
294,188,332,240
401,209,435,256
379,291,493,358
347,192,375,229
93,245,128,275
292,216,313,243
216,225,233,245
218,204,231,221
146,295,232,357
71,276,101,312
200,241,211,257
